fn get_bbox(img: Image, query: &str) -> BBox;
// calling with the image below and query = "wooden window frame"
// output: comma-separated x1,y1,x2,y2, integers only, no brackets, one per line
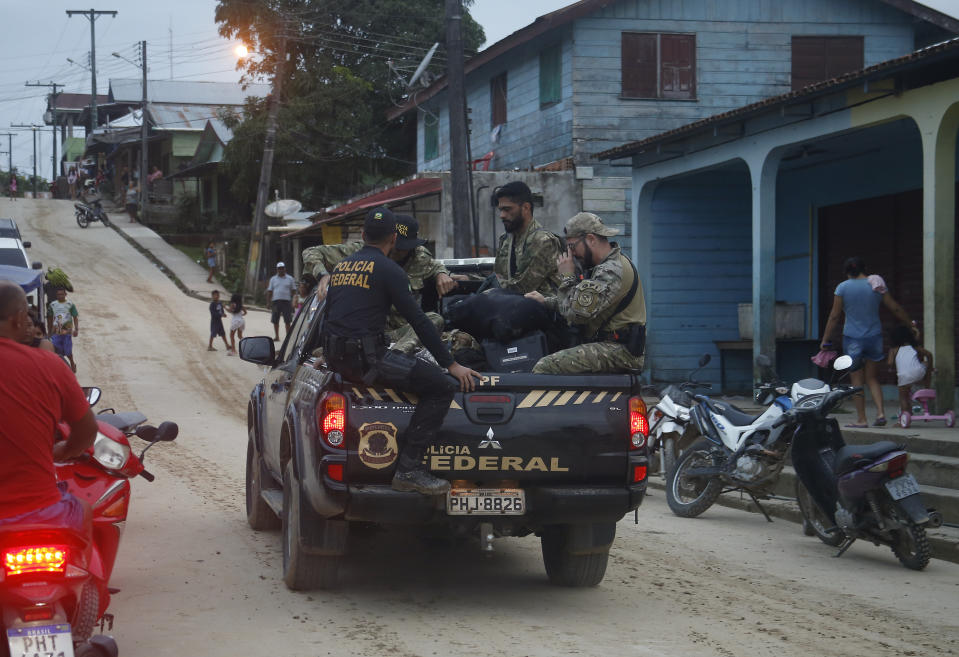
621,32,696,101
539,44,562,108
490,72,508,127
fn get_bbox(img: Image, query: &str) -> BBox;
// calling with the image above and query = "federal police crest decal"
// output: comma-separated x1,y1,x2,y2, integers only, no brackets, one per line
357,421,399,469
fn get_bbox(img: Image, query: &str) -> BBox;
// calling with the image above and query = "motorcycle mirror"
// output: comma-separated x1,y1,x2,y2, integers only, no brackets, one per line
82,387,102,407
833,355,854,371
154,421,179,442
135,425,158,442
698,353,711,368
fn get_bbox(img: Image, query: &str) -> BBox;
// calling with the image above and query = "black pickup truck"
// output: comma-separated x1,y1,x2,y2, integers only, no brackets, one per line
240,265,649,590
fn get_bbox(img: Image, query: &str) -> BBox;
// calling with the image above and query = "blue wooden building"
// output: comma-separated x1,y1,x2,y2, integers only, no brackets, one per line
388,0,955,247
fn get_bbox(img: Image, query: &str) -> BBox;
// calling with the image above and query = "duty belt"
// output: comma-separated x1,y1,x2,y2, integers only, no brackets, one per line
323,333,386,356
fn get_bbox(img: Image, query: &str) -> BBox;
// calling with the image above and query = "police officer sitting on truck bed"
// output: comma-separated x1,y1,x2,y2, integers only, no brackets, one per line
322,206,481,495
525,212,647,375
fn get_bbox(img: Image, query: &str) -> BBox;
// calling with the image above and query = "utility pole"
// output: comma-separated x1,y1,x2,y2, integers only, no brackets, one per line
26,82,62,182
12,124,41,196
0,133,13,173
445,0,472,257
243,39,287,301
66,9,118,133
139,41,148,218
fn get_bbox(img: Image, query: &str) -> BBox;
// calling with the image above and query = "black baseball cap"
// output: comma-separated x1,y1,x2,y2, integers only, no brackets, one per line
363,206,397,242
394,215,427,250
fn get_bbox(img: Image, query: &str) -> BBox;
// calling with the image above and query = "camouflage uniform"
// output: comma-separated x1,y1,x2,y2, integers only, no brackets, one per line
533,215,647,375
493,218,563,296
302,241,448,353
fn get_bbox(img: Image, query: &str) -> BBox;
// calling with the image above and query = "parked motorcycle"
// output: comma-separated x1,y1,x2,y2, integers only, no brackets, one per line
1,388,178,657
646,354,712,475
786,356,942,570
74,200,109,229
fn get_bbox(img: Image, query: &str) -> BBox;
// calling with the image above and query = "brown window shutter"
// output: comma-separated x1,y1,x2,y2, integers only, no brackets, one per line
661,33,695,99
622,32,657,98
792,36,863,91
490,73,508,126
824,36,864,78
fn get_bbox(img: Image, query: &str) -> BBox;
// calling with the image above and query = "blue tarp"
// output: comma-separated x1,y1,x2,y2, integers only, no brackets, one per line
0,265,43,292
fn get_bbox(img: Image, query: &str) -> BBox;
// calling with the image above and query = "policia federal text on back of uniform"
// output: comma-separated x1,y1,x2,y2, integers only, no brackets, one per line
322,207,481,495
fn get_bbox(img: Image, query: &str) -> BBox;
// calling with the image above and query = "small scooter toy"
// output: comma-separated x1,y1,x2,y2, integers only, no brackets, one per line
898,388,955,428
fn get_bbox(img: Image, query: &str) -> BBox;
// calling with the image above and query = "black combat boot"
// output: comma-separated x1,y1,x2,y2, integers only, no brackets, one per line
392,448,450,495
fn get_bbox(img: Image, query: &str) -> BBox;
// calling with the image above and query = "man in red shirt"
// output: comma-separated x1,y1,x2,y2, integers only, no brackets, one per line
0,281,98,533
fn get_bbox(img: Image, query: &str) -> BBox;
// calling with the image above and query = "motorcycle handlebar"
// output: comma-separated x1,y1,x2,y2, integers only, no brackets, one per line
772,386,863,429
140,469,155,482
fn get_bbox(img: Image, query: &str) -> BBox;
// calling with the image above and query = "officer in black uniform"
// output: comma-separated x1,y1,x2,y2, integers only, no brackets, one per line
322,206,481,495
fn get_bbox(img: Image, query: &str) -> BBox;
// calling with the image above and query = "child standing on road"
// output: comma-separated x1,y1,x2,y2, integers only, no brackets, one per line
888,324,934,417
228,293,247,354
47,288,79,372
208,290,231,353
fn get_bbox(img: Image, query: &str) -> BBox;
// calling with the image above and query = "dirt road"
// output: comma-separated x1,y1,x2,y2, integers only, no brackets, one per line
8,198,959,657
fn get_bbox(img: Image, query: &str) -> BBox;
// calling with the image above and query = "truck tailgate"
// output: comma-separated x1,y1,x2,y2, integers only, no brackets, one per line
342,373,639,485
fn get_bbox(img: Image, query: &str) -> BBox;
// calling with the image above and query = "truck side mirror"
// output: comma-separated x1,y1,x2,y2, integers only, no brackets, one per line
239,336,276,366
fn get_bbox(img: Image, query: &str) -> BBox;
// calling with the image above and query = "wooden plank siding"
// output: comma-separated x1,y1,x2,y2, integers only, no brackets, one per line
645,163,752,384
572,0,916,170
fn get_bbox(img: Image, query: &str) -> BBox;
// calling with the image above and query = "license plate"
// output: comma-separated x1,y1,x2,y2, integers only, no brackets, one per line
885,474,921,501
446,488,525,515
6,624,74,657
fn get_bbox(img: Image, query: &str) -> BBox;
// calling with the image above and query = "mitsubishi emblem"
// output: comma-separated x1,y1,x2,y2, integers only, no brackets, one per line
478,426,502,449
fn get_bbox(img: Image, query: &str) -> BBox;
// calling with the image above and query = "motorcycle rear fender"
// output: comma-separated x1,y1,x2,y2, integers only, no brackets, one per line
895,492,931,526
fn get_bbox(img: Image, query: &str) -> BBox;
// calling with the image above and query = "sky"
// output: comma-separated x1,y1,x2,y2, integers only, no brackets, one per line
0,0,956,178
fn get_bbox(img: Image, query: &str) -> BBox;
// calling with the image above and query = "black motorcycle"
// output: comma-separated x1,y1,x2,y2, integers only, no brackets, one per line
75,199,109,228
779,359,942,570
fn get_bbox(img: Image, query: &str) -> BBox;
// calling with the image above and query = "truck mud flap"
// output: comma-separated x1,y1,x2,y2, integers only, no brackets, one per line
302,518,349,556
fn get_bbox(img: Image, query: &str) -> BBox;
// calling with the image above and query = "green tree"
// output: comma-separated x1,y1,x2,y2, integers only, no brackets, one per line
215,0,484,216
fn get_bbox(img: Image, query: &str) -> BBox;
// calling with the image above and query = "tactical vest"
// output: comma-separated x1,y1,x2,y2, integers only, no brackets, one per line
584,252,647,339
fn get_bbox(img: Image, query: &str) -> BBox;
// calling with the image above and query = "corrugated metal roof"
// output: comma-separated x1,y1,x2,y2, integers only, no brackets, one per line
147,104,228,132
108,79,270,106
596,36,959,162
51,93,109,111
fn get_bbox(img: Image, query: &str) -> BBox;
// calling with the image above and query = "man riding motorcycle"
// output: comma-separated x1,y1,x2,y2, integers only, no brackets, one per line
0,280,97,534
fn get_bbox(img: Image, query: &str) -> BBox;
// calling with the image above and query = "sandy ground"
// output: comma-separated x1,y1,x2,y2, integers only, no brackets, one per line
6,198,959,657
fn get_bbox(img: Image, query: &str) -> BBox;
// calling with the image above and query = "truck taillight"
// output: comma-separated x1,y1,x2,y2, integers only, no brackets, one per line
4,546,68,577
317,392,346,448
629,396,648,449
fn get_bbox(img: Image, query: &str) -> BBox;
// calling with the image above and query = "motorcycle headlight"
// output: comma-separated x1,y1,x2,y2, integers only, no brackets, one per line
93,433,131,470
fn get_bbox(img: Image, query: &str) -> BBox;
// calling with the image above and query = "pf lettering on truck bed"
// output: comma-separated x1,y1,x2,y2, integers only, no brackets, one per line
240,275,649,591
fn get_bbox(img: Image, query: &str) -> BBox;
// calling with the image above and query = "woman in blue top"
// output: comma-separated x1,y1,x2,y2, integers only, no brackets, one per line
820,256,916,427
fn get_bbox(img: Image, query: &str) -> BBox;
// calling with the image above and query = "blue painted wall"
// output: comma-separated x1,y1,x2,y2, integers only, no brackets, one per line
646,162,752,386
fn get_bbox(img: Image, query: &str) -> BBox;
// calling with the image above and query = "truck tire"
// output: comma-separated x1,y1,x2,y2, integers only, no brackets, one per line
665,438,723,518
246,429,280,531
281,461,340,590
540,524,613,587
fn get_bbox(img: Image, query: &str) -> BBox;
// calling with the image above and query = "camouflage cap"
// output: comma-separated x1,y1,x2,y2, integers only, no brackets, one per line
564,212,619,238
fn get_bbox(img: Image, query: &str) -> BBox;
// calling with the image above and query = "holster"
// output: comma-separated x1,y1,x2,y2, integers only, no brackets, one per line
323,333,387,383
596,324,646,357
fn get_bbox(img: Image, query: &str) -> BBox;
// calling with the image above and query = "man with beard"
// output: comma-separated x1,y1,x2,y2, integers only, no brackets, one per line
492,181,562,296
524,212,646,374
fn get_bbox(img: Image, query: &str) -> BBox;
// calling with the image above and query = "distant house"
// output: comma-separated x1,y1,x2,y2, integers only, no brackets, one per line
387,0,956,254
79,79,269,223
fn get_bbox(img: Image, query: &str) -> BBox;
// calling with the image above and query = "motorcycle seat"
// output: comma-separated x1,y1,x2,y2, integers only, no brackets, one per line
97,412,147,433
833,441,902,475
703,399,760,427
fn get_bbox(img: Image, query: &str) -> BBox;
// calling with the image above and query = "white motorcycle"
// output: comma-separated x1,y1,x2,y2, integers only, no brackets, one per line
646,354,712,476
665,356,829,519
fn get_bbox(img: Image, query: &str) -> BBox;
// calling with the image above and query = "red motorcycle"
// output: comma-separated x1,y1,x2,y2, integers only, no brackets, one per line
1,388,178,657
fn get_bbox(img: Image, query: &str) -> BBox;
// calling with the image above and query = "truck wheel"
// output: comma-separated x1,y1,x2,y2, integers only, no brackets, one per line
540,524,613,587
246,429,280,531
665,438,723,518
281,461,340,590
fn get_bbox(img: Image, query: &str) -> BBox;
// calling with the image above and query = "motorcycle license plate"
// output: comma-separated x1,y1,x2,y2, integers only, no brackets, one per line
885,474,921,501
447,488,525,515
6,624,74,657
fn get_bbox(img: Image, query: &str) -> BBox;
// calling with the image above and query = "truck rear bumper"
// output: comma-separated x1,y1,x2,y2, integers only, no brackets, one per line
343,482,646,526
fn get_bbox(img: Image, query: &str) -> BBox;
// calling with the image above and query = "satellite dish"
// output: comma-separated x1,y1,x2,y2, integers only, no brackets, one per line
265,199,302,218
408,43,439,88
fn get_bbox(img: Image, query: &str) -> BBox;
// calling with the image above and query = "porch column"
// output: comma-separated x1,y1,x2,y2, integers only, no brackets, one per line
631,175,659,378
293,237,302,282
917,104,958,409
746,149,783,379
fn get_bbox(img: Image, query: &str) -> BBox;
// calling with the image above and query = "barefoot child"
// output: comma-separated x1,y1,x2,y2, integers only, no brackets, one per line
228,293,247,354
888,324,933,417
208,290,231,352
